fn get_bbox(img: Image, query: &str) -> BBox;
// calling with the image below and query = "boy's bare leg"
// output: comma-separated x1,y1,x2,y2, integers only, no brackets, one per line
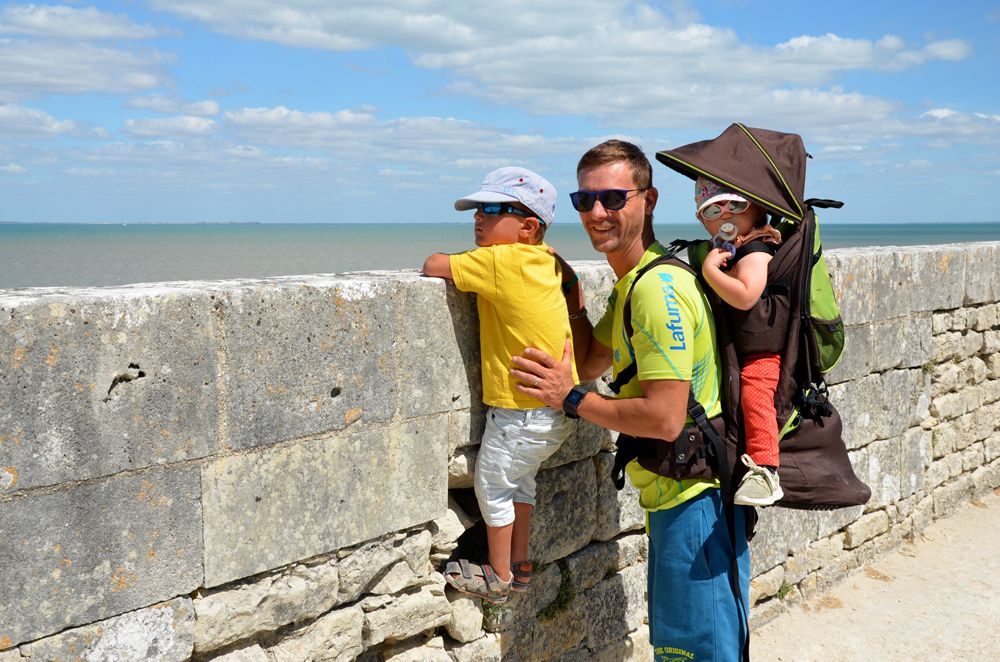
510,502,534,566
486,523,514,581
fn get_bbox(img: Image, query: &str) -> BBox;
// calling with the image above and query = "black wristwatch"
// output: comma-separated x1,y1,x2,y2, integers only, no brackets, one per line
562,385,588,419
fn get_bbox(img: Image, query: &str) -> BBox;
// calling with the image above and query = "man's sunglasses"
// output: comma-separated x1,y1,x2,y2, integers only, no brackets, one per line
569,188,647,212
476,202,541,223
699,199,750,221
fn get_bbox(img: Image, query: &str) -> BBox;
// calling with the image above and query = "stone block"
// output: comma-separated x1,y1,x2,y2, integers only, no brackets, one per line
925,458,950,491
202,418,447,587
825,324,871,385
505,598,587,662
814,504,865,539
986,434,1000,462
749,507,820,575
962,242,1000,304
446,633,502,662
931,312,951,334
267,604,363,662
932,331,963,363
448,408,485,455
0,467,202,648
579,564,646,651
397,277,480,418
930,391,967,421
932,475,974,517
961,330,985,359
361,584,452,647
383,635,450,662
448,448,476,489
444,594,484,644
529,459,597,564
901,427,928,497
930,363,963,397
19,598,193,662
869,315,934,372
215,276,398,451
543,419,605,470
833,369,927,448
972,460,1000,496
208,644,271,662
844,510,889,549
563,534,647,595
827,246,964,325
961,444,985,472
193,555,340,653
0,289,218,492
861,437,902,509
591,452,645,541
749,565,784,606
585,624,650,662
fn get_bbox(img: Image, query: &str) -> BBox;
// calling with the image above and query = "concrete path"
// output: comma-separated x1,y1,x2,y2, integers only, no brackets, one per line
752,489,1000,662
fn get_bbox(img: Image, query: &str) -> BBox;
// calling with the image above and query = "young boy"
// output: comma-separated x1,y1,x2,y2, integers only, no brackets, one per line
696,176,785,507
422,167,578,603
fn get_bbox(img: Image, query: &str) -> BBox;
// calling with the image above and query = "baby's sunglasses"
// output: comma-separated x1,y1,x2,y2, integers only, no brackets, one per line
476,202,541,222
569,188,647,212
699,199,750,221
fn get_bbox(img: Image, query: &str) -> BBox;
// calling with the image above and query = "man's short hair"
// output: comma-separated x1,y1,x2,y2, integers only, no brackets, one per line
576,139,653,190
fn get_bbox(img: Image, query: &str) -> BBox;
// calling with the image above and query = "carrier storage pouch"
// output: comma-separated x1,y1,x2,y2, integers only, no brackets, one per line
616,416,731,481
806,215,845,373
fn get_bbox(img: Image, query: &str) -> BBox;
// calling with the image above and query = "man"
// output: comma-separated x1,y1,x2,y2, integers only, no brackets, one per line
511,139,750,661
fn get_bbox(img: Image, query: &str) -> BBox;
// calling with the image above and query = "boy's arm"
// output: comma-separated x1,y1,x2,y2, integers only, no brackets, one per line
422,253,453,280
701,249,770,310
549,249,612,380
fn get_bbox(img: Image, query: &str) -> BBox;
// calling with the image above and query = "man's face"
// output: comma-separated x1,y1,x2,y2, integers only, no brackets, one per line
576,161,654,257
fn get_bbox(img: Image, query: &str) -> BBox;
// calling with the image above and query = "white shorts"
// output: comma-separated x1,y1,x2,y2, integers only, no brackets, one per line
474,406,574,527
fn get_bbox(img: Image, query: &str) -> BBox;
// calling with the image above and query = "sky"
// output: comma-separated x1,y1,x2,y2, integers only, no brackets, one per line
0,0,998,225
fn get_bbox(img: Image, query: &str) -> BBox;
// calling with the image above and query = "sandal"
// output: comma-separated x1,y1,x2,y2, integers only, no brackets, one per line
444,559,512,603
510,561,533,593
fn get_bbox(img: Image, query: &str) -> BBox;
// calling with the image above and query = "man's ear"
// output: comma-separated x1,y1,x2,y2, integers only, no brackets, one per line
644,186,659,212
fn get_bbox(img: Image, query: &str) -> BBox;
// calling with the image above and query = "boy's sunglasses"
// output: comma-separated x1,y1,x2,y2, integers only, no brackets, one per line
699,199,750,221
569,188,647,212
476,202,541,223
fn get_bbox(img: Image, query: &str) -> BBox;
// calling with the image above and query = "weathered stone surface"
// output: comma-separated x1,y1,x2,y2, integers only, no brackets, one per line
20,598,194,662
844,510,889,549
564,534,647,595
202,418,446,586
398,278,480,418
933,474,974,517
0,651,19,661
338,531,432,605
267,604,364,662
362,583,452,647
832,369,927,448
447,448,476,489
429,497,471,559
862,437,902,509
582,624,650,662
825,323,871,385
543,419,604,470
216,276,398,450
962,242,1000,304
972,460,1000,496
383,634,450,662
749,565,784,606
591,452,645,541
750,507,820,575
931,312,951,334
444,594,483,644
578,564,646,651
0,467,202,647
784,534,845,585
901,427,928,497
869,315,934,372
504,600,588,662
0,289,218,492
207,643,270,662
446,632,501,662
194,555,340,652
529,459,597,564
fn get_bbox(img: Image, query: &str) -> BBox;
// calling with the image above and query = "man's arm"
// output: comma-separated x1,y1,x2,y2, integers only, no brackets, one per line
511,341,688,440
422,253,453,280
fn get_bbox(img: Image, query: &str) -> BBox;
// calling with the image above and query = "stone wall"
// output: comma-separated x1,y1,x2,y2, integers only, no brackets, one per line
1,242,998,662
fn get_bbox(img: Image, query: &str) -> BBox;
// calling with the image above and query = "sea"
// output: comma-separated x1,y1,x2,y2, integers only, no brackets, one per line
2,222,999,290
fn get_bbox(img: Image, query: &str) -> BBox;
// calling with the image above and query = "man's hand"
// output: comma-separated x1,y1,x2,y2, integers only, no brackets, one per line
510,338,576,409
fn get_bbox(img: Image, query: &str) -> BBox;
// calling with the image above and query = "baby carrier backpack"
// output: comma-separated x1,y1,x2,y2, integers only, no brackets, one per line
656,123,870,510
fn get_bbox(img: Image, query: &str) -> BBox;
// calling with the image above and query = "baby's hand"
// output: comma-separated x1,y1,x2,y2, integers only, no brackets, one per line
702,248,730,272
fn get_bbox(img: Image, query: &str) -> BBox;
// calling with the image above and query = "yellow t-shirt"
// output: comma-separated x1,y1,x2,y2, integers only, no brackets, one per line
450,242,578,409
593,242,722,511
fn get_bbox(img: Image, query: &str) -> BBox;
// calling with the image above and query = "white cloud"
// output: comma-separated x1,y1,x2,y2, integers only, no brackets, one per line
0,103,76,136
1,162,25,173
0,39,170,100
124,116,216,137
128,94,220,117
0,4,164,40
